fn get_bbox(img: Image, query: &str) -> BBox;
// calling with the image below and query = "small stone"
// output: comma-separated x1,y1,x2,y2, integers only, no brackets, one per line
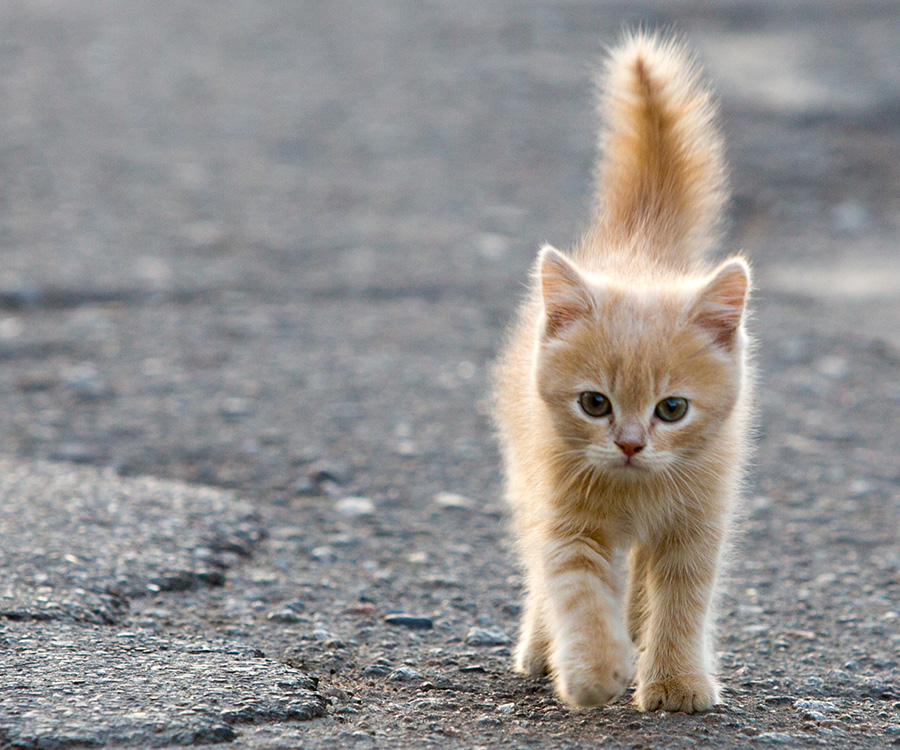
16,371,57,392
497,702,517,715
753,732,800,744
384,614,433,630
815,355,848,379
311,545,337,562
267,608,304,624
831,200,868,234
394,439,418,457
313,630,344,648
219,397,253,422
848,479,871,497
859,677,896,700
389,666,423,682
794,699,840,714
804,676,825,692
258,427,285,445
433,492,474,510
50,443,101,464
466,627,511,646
477,716,502,727
294,476,320,496
362,664,392,677
335,496,375,517
346,602,377,616
763,695,793,706
308,463,342,484
477,233,510,261
64,363,113,401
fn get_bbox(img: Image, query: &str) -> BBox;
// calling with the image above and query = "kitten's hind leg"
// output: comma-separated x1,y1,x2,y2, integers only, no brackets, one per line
515,589,550,676
626,544,649,648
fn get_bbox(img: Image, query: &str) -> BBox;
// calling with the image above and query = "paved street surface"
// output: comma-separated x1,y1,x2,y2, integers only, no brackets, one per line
0,2,898,748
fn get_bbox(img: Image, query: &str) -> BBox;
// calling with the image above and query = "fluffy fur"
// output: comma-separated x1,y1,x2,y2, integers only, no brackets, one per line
493,32,752,713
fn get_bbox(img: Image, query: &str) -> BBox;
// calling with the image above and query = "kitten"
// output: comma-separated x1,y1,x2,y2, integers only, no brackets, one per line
493,32,752,713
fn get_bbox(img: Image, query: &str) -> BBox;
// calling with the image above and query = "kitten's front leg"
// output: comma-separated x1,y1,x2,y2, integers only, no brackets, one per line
634,531,723,713
626,544,649,647
515,587,550,676
543,536,634,707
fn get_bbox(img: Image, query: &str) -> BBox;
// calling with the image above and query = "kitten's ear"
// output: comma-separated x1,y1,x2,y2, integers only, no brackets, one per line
691,258,750,349
538,245,594,339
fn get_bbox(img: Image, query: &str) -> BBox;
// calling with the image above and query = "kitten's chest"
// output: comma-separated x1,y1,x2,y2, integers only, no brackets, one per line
557,481,679,543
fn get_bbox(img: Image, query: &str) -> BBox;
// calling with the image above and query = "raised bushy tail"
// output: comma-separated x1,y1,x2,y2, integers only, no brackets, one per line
592,32,727,267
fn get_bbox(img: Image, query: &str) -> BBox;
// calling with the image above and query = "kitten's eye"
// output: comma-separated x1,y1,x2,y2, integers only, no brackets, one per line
578,391,612,418
655,397,688,422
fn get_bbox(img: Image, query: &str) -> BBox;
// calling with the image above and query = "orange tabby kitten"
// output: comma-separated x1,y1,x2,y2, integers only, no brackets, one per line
494,32,752,713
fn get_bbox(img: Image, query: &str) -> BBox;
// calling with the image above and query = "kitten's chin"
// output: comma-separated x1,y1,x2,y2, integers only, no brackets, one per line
603,457,667,477
614,460,648,474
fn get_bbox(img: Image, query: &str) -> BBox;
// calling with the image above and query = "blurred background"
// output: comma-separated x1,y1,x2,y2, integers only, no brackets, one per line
0,1,898,505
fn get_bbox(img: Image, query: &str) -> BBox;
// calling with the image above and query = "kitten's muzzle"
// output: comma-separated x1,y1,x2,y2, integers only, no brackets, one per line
614,439,645,458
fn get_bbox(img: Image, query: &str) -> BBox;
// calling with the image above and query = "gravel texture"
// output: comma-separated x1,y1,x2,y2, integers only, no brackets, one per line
0,622,325,748
0,1,898,748
0,458,264,624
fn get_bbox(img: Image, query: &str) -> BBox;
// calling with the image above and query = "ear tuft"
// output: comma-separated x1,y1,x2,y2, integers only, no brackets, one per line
692,258,750,349
538,246,594,339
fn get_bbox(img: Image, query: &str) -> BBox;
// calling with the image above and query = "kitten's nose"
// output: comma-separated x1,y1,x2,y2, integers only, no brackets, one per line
615,439,645,457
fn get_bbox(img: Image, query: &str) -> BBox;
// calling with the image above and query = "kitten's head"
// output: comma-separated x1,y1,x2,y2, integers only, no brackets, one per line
533,245,749,479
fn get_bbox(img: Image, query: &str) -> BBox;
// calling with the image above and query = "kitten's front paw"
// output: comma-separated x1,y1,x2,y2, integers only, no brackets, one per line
553,647,634,708
515,637,549,677
635,674,720,713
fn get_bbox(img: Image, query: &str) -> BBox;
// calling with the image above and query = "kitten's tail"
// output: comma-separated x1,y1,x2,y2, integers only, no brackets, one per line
592,31,727,266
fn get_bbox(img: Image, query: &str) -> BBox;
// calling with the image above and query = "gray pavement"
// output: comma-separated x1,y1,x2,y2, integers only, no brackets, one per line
0,2,899,748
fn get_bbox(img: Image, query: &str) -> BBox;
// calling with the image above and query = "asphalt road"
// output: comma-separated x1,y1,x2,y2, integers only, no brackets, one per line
0,2,898,748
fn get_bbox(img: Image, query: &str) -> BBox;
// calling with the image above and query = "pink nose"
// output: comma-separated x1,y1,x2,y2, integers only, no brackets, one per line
615,440,645,457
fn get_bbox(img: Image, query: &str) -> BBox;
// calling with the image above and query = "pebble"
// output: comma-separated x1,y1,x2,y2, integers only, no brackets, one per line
433,492,474,510
312,630,344,648
859,677,896,700
477,233,510,261
804,676,825,692
753,732,801,744
831,200,868,234
388,666,423,682
362,664,392,677
384,614,433,630
793,699,839,714
294,476,321,497
300,464,344,496
335,497,375,518
465,627,511,647
266,609,304,624
496,702,517,715
218,397,253,421
50,443,101,464
64,363,113,401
